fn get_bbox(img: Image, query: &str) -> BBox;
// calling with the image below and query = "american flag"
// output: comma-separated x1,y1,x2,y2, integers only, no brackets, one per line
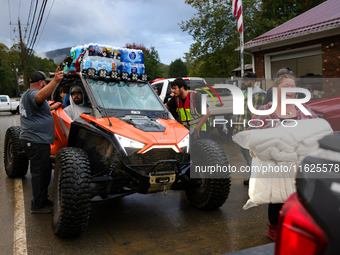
232,0,243,33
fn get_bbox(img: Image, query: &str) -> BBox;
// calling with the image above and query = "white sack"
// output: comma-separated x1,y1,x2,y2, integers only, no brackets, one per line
232,118,334,209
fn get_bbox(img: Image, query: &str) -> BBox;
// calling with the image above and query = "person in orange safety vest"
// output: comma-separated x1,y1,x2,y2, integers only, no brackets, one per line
165,78,211,140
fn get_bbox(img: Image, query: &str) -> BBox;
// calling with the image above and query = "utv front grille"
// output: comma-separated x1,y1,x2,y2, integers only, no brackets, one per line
128,148,188,174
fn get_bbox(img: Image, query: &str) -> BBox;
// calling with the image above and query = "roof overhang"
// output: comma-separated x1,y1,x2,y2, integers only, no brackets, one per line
237,25,340,53
231,64,253,72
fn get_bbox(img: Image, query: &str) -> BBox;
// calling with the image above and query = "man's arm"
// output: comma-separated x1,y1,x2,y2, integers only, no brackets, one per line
36,67,64,104
193,108,210,139
165,96,175,110
50,102,62,111
195,107,210,130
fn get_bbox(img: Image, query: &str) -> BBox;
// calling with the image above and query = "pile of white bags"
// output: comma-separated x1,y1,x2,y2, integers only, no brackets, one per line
232,118,336,209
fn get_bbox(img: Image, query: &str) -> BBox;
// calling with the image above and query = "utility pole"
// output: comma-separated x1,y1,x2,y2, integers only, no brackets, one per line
14,66,20,96
18,18,28,90
11,19,29,90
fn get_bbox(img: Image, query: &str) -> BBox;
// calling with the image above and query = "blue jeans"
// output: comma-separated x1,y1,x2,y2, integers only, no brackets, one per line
198,130,210,139
240,146,252,179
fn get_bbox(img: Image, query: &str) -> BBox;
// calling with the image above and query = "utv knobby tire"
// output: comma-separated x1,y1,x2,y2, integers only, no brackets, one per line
4,126,28,178
52,147,91,238
186,139,231,210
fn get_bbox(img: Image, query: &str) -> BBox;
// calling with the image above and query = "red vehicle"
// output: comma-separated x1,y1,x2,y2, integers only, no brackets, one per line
307,96,340,132
275,134,340,255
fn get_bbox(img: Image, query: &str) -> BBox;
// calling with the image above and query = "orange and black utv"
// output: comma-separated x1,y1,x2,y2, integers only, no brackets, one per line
4,72,231,238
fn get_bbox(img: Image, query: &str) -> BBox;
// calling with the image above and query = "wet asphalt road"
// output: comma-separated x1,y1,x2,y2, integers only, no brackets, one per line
0,112,272,255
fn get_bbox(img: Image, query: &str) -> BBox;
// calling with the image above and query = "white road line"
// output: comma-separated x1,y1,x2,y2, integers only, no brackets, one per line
13,178,28,255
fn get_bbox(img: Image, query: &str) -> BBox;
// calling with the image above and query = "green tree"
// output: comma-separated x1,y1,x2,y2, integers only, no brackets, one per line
168,58,188,77
0,42,58,97
0,43,18,96
260,0,327,28
159,63,169,78
125,43,163,80
181,0,326,78
180,0,240,78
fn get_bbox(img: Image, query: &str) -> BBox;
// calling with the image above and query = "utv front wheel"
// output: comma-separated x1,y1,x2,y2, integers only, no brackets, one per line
4,126,28,178
53,147,91,238
186,139,231,210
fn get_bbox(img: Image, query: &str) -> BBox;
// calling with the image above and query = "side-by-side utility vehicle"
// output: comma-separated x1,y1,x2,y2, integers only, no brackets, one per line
4,43,231,238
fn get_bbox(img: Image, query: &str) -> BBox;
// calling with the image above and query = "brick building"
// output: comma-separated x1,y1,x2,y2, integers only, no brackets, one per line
243,0,340,98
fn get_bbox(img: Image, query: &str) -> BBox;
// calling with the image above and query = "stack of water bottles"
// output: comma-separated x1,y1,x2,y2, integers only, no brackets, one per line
67,43,145,77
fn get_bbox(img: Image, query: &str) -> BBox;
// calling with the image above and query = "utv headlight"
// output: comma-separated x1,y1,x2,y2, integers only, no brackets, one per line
139,73,149,81
120,72,129,80
110,70,119,79
177,134,190,153
87,68,96,77
115,134,145,155
98,69,107,78
130,72,139,81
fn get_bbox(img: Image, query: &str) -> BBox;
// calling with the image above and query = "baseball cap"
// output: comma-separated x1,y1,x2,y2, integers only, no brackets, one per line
29,71,47,83
70,86,82,94
243,72,257,79
277,68,293,77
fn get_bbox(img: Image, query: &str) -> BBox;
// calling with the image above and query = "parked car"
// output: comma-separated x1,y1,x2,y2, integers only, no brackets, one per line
307,96,340,132
0,95,20,114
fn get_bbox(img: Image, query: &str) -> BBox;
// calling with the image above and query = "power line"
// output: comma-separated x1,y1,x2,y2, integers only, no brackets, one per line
24,0,34,38
8,0,12,23
26,0,38,50
28,0,47,51
18,0,21,18
35,0,56,49
8,0,12,43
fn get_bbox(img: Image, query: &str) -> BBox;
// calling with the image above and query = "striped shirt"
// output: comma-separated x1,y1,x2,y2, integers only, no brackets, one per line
234,90,266,132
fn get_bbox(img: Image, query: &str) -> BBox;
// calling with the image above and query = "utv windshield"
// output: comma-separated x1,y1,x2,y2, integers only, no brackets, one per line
87,79,164,111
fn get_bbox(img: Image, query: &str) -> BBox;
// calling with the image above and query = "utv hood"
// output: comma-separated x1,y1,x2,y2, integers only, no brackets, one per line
80,114,189,153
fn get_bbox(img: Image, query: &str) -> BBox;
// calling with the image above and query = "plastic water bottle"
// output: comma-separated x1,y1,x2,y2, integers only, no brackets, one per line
75,46,83,61
137,50,144,64
88,44,96,57
95,44,103,58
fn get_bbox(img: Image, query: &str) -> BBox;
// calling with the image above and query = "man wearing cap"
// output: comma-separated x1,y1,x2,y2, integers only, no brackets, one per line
19,67,64,213
64,85,91,120
232,72,266,185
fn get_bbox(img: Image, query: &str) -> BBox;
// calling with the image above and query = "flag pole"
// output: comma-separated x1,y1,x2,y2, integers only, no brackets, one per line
240,23,244,77
233,0,245,77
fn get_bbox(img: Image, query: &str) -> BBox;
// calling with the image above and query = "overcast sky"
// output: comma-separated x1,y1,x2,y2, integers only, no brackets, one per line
1,0,198,65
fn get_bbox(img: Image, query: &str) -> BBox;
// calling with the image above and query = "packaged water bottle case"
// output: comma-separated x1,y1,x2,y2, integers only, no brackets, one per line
69,43,145,76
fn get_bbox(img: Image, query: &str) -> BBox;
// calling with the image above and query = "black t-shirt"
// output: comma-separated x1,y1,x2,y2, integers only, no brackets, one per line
167,92,208,115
